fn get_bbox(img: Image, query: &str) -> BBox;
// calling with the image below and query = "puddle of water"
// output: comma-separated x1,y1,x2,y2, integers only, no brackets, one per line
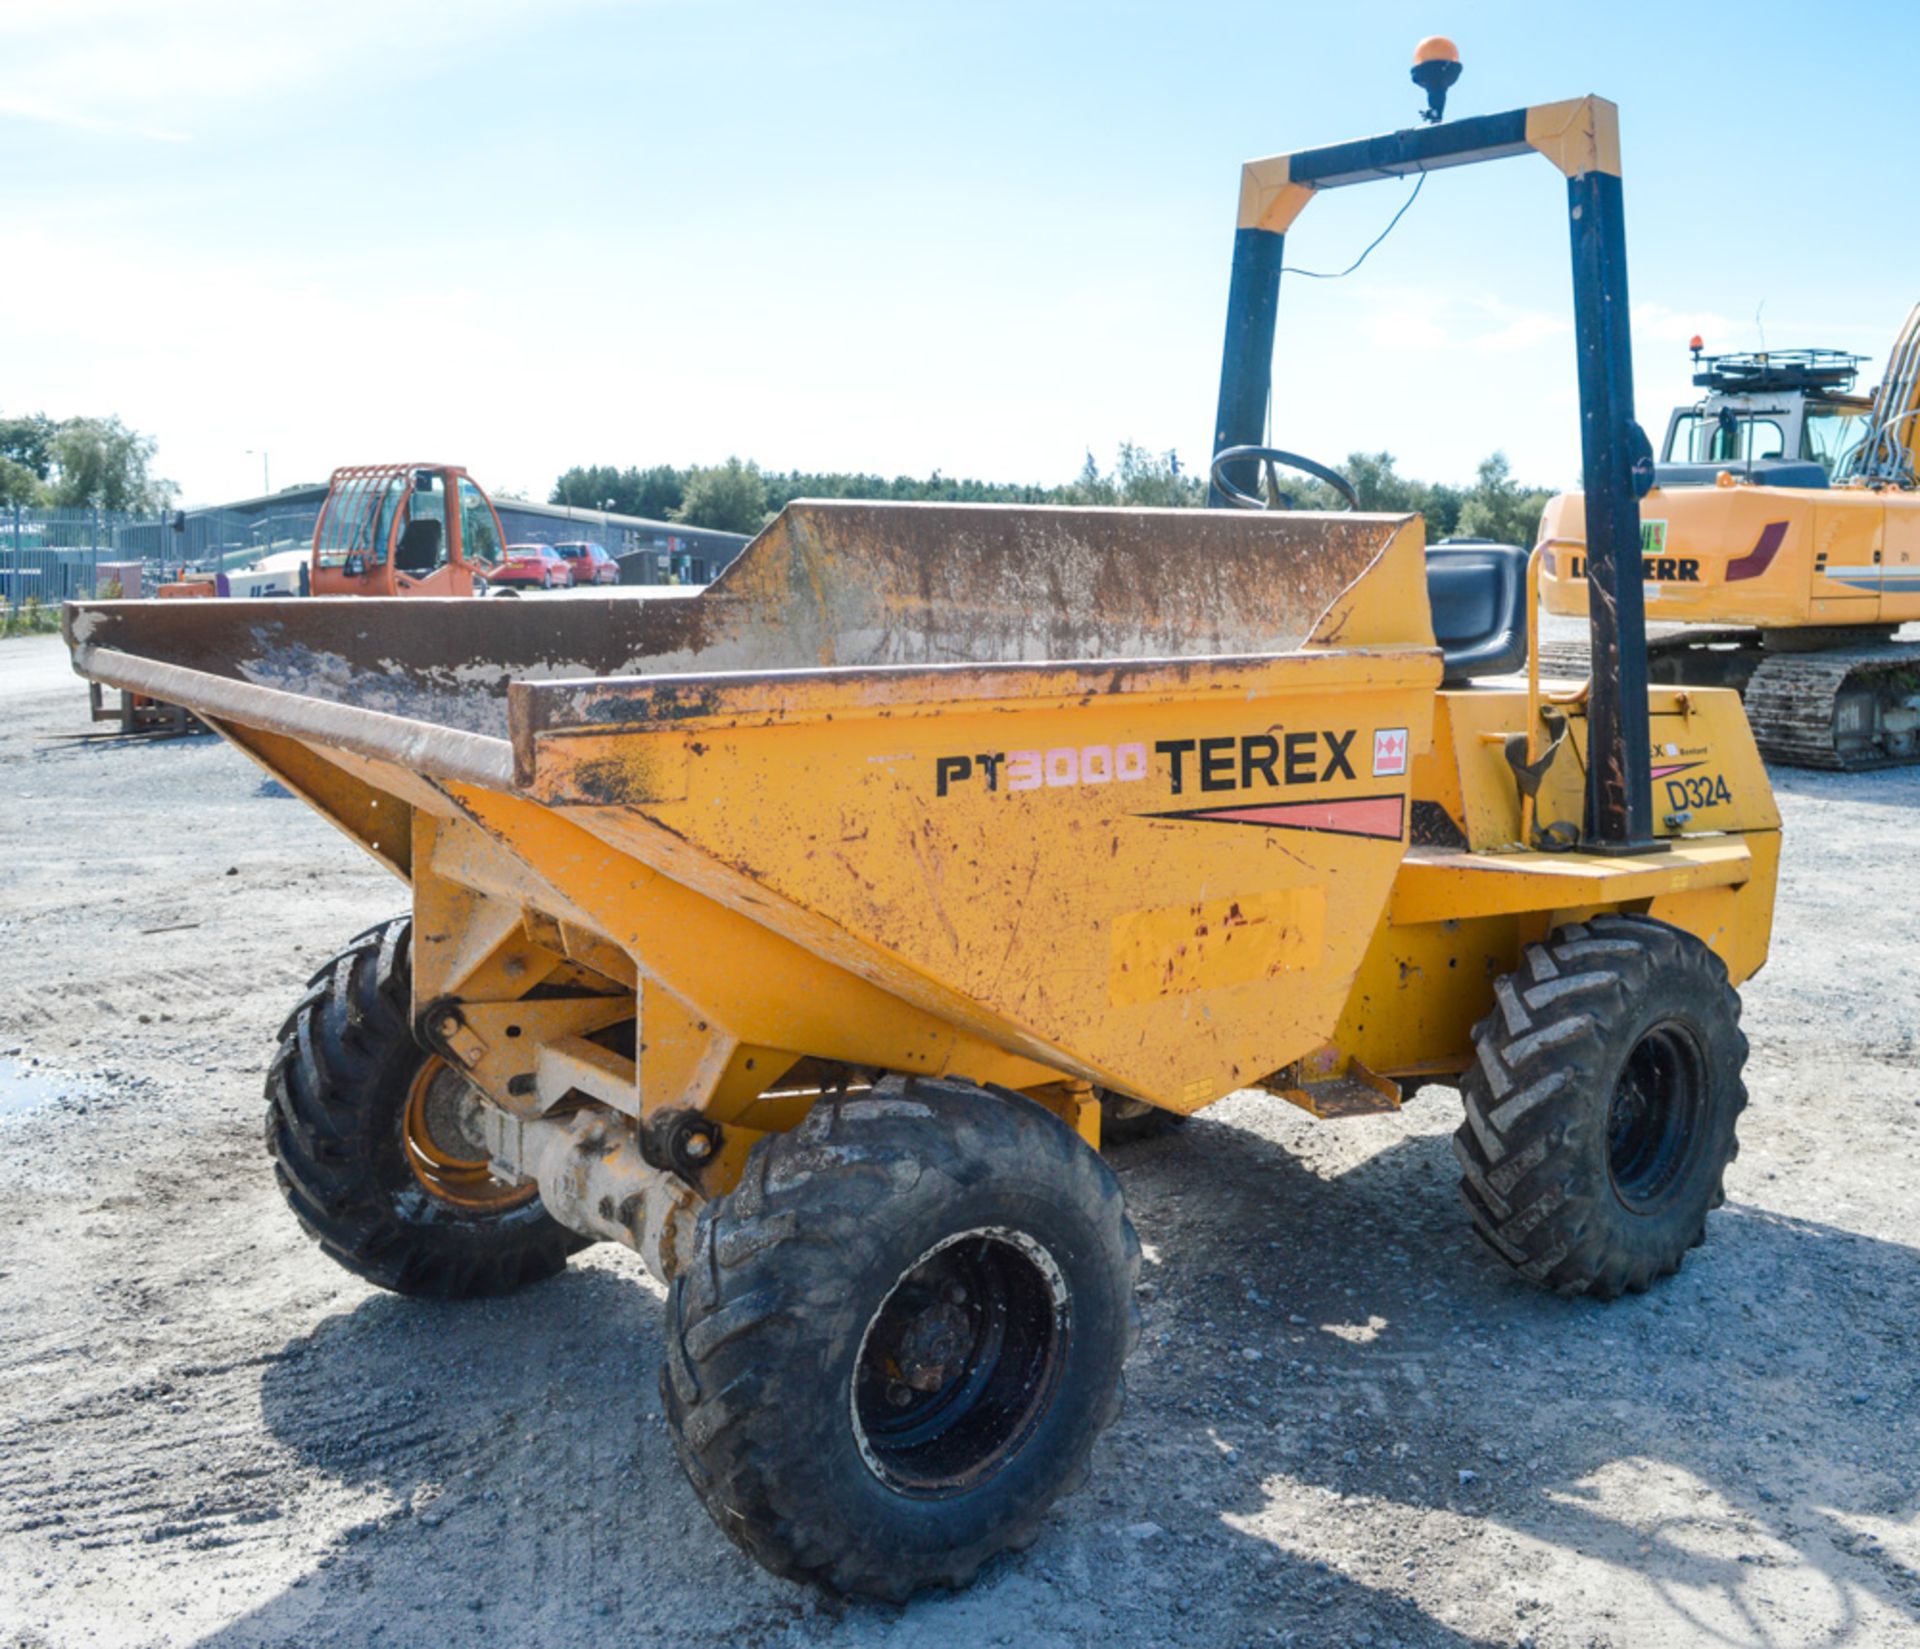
0,1059,69,1118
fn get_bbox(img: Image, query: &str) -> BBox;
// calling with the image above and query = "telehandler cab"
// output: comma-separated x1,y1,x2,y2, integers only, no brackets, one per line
66,57,1779,1600
309,461,504,597
84,464,505,734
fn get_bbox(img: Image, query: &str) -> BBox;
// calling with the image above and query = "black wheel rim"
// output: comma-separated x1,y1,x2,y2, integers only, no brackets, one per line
851,1229,1070,1497
1606,1021,1708,1212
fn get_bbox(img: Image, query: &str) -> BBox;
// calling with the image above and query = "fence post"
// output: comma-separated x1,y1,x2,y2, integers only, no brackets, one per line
90,505,100,597
9,504,20,616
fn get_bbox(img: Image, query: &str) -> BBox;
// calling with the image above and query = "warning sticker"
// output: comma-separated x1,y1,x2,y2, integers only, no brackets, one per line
1373,728,1408,778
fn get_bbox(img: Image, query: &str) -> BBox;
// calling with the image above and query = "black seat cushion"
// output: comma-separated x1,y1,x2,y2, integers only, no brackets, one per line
1425,540,1527,682
394,517,443,573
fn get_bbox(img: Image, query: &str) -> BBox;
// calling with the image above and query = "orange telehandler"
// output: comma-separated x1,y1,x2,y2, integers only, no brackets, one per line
308,462,503,598
88,463,505,733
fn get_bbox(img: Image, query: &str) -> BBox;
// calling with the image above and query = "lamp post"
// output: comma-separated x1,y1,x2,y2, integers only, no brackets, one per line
246,449,270,495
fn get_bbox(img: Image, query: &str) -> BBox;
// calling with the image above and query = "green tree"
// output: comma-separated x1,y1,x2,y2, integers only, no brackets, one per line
1114,443,1203,507
761,467,1052,510
541,445,1550,539
551,462,687,520
0,457,43,507
627,464,686,520
550,463,621,510
1341,451,1420,511
1057,450,1118,506
1315,451,1462,535
47,417,176,512
1455,452,1550,547
0,413,57,481
1058,446,1202,507
675,456,769,534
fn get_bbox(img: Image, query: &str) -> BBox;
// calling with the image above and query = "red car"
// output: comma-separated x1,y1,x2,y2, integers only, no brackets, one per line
553,540,620,585
488,543,575,590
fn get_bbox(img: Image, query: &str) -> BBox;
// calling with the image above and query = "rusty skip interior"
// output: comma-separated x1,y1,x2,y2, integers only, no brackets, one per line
64,501,1437,790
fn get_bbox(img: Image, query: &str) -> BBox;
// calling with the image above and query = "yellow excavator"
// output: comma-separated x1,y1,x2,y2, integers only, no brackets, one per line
1540,307,1920,768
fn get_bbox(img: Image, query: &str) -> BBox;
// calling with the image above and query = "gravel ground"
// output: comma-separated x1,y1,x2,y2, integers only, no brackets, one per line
1,628,1917,1649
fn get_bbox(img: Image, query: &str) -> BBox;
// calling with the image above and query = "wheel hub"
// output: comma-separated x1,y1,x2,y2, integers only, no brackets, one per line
1606,1021,1708,1212
402,1058,537,1212
850,1228,1070,1496
896,1300,971,1392
418,1067,490,1160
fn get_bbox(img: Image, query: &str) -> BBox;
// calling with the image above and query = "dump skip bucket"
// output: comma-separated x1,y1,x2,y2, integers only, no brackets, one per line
68,502,1442,1110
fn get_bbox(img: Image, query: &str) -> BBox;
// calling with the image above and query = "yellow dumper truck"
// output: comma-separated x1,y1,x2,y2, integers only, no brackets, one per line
67,76,1779,1599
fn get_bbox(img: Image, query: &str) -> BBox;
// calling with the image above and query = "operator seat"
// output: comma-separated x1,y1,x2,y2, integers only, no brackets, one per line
1425,539,1528,682
394,517,443,574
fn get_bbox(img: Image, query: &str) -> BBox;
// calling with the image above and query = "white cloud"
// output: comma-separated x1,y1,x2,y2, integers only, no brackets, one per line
1633,303,1734,346
1358,290,1568,356
0,92,186,143
0,0,608,141
1365,303,1448,351
1475,310,1567,353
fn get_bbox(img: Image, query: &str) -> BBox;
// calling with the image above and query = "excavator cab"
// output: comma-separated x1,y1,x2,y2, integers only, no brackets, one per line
310,463,503,597
1657,348,1871,488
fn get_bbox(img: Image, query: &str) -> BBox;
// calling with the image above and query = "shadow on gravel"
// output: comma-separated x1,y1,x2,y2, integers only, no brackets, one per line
200,1106,1918,1649
1114,1112,1920,1646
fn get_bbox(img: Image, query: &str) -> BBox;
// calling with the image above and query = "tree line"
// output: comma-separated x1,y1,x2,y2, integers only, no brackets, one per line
0,413,179,513
1,408,1554,547
551,446,1554,546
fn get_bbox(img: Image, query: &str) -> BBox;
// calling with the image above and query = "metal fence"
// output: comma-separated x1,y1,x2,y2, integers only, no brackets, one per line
3,507,116,610
4,505,323,611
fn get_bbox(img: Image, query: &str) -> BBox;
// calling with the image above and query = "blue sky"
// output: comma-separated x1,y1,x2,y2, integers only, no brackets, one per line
4,0,1916,506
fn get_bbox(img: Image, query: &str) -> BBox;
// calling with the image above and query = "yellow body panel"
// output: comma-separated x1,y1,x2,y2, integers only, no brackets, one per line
525,647,1440,1111
1329,683,1776,1088
1540,482,1920,628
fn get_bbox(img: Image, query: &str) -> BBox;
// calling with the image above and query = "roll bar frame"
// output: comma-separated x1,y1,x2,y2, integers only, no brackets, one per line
1209,96,1655,851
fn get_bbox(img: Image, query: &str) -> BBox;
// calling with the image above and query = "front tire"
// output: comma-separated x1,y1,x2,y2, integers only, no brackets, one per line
1455,914,1747,1299
663,1078,1140,1600
265,917,585,1298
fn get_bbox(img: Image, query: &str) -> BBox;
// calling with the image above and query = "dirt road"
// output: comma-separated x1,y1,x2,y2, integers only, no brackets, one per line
2,630,1916,1648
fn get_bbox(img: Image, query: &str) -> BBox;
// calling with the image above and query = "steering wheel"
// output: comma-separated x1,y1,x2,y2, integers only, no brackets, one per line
1209,445,1359,511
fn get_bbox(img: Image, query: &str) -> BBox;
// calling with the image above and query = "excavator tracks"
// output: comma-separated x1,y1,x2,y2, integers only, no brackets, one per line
1535,633,1920,769
1535,628,1759,692
1534,639,1593,683
1743,644,1920,770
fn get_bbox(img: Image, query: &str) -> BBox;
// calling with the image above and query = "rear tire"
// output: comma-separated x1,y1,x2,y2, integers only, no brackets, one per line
265,917,585,1298
1454,914,1747,1299
662,1078,1140,1600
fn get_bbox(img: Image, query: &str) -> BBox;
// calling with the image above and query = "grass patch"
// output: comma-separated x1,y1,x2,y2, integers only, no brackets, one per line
1,600,63,638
